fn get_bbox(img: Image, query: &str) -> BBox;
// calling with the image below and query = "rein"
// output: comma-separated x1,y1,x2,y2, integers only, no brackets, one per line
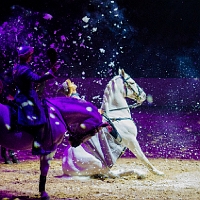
107,117,132,121
102,113,122,144
109,102,141,112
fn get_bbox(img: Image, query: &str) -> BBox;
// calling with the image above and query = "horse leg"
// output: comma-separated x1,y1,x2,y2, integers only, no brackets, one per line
39,151,56,200
1,147,12,164
62,145,105,176
8,150,19,163
108,169,147,179
126,137,164,176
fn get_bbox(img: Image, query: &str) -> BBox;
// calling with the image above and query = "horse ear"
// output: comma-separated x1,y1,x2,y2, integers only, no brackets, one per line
66,79,72,85
119,68,125,77
118,68,125,76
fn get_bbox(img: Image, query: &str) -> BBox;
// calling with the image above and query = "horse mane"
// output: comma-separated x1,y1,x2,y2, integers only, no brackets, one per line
101,75,122,112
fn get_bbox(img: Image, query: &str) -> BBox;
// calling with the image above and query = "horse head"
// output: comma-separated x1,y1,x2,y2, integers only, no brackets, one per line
101,69,146,113
118,68,146,103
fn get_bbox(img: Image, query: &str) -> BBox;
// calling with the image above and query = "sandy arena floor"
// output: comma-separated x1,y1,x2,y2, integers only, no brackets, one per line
0,158,200,200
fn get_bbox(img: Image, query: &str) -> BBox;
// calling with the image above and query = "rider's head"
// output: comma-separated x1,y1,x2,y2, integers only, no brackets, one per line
57,79,77,97
18,46,34,63
64,79,77,96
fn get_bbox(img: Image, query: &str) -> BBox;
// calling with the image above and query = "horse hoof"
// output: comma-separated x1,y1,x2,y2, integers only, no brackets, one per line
152,169,164,176
40,191,50,200
4,160,12,164
12,157,19,164
91,174,109,179
137,173,146,179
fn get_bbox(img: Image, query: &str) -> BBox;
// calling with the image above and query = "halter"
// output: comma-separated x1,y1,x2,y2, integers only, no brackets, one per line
121,75,142,99
121,74,132,96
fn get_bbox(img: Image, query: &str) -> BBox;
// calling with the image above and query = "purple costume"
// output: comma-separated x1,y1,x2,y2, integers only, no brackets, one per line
13,63,54,126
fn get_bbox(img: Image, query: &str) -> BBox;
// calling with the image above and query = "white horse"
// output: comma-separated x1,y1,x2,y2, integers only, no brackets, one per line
62,69,164,179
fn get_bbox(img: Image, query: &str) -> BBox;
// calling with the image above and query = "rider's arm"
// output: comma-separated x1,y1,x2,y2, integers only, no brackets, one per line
24,62,60,83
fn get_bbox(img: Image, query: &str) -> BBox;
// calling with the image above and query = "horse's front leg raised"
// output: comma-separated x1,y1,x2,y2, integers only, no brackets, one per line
39,151,56,200
124,137,164,176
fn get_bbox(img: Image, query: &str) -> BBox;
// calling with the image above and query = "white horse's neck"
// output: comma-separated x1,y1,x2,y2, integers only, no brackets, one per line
101,76,130,117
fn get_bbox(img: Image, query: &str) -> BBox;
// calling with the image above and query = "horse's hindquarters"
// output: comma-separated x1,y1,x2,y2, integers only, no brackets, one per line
62,129,125,176
62,145,104,176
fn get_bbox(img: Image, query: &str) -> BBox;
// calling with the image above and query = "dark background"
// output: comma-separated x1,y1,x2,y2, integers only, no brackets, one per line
0,0,200,78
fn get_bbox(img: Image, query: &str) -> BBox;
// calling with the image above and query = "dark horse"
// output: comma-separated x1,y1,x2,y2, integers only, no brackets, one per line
0,97,103,199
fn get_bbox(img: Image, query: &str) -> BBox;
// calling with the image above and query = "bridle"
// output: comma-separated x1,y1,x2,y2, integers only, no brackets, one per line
121,75,143,101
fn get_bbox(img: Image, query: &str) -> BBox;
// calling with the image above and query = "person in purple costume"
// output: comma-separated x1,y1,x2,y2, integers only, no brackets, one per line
12,46,60,155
